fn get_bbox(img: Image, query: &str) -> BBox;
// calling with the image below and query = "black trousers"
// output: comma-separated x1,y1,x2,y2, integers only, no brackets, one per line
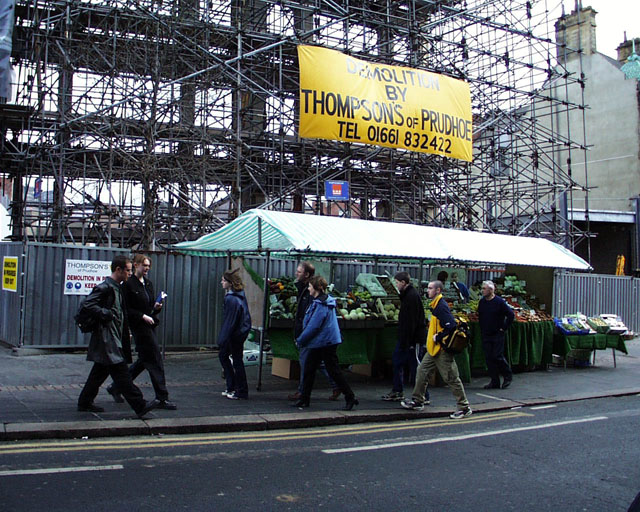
301,345,354,404
219,339,248,398
482,333,513,385
78,361,146,414
127,329,169,401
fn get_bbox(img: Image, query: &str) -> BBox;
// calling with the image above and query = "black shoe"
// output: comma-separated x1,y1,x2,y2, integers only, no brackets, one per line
291,399,309,408
77,403,104,413
343,398,359,411
158,399,177,410
483,382,500,389
287,391,302,401
106,385,124,403
137,399,161,418
501,379,512,389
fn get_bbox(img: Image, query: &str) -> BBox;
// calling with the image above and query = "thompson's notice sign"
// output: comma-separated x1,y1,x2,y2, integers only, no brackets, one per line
64,259,111,295
298,45,473,162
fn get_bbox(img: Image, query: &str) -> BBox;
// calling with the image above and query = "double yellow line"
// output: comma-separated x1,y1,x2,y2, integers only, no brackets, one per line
0,411,532,455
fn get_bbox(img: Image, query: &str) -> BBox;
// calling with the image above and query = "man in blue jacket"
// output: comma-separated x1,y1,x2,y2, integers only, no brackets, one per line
478,280,515,389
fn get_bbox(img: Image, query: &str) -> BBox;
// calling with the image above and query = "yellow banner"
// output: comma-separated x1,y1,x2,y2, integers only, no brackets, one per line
298,45,473,162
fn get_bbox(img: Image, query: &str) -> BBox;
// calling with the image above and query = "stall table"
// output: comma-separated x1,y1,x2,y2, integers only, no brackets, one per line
553,332,628,368
268,319,382,378
269,319,555,384
467,320,555,372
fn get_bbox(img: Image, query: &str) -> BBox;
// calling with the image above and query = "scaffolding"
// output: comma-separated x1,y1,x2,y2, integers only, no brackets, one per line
1,0,590,251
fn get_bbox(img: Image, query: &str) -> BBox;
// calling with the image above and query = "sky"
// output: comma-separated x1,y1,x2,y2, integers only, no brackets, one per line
562,0,640,58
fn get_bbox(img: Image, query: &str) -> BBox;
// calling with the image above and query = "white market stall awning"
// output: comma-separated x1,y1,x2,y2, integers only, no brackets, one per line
173,209,591,270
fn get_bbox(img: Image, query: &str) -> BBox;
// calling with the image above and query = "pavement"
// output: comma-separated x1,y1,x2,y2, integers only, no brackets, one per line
1,338,639,441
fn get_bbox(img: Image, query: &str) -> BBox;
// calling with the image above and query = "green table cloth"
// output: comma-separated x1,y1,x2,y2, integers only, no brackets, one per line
552,333,628,357
269,325,378,365
467,321,554,372
269,320,555,383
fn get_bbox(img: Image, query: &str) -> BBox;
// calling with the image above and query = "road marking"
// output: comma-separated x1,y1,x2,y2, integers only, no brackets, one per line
476,393,511,402
0,465,123,477
322,416,608,454
0,411,531,455
531,405,557,410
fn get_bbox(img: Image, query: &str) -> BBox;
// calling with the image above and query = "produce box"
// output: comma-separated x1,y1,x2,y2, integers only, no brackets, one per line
554,317,589,335
355,273,388,297
599,314,628,334
587,317,610,334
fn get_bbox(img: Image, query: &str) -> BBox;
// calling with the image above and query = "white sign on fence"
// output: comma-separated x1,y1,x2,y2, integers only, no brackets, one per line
64,259,111,295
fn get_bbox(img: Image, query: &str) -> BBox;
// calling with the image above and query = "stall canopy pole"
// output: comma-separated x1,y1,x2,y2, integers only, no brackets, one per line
257,250,271,391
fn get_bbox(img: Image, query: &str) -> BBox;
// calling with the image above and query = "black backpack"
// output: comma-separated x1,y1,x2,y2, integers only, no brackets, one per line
74,298,99,333
439,319,470,354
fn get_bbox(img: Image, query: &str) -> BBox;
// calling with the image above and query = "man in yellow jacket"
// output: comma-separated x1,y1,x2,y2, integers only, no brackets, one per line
401,280,472,419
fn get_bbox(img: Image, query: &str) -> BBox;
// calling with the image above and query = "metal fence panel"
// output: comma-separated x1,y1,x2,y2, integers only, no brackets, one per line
153,253,225,348
22,244,128,347
553,271,640,333
14,244,226,349
0,242,24,346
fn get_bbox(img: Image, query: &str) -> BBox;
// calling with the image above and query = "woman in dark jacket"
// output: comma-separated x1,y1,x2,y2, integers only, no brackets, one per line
107,254,176,410
218,269,252,400
293,276,358,411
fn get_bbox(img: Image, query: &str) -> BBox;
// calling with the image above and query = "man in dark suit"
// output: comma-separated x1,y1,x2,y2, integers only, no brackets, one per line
77,255,159,417
381,271,427,402
107,254,176,410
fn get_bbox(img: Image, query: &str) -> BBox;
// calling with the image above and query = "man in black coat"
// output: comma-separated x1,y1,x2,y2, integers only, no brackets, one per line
77,255,159,417
478,280,515,389
107,254,176,410
382,271,427,402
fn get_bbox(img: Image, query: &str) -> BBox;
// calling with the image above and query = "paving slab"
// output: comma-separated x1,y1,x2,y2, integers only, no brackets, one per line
0,338,638,441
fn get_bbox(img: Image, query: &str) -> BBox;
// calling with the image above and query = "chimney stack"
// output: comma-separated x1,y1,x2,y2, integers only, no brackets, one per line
617,38,640,64
555,6,597,64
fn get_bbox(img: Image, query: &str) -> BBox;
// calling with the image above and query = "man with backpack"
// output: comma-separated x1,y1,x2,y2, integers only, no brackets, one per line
401,280,472,419
77,255,159,418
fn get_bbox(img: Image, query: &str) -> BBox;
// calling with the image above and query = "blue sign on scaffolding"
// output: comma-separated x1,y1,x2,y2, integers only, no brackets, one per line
325,180,349,201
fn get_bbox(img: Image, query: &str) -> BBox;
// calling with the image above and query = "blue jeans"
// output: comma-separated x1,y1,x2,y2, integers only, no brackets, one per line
298,346,337,393
392,344,426,399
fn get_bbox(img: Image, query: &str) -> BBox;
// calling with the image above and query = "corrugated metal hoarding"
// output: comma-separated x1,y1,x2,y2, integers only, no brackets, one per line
553,271,640,333
0,242,23,346
5,243,637,348
153,252,225,349
22,244,129,348
2,243,225,349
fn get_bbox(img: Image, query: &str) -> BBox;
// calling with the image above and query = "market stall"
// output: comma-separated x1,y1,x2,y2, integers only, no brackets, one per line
552,314,630,367
173,209,592,388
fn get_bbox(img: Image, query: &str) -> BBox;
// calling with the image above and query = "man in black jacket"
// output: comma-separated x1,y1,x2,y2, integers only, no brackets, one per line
77,255,159,417
107,254,176,410
478,280,515,389
382,272,427,402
